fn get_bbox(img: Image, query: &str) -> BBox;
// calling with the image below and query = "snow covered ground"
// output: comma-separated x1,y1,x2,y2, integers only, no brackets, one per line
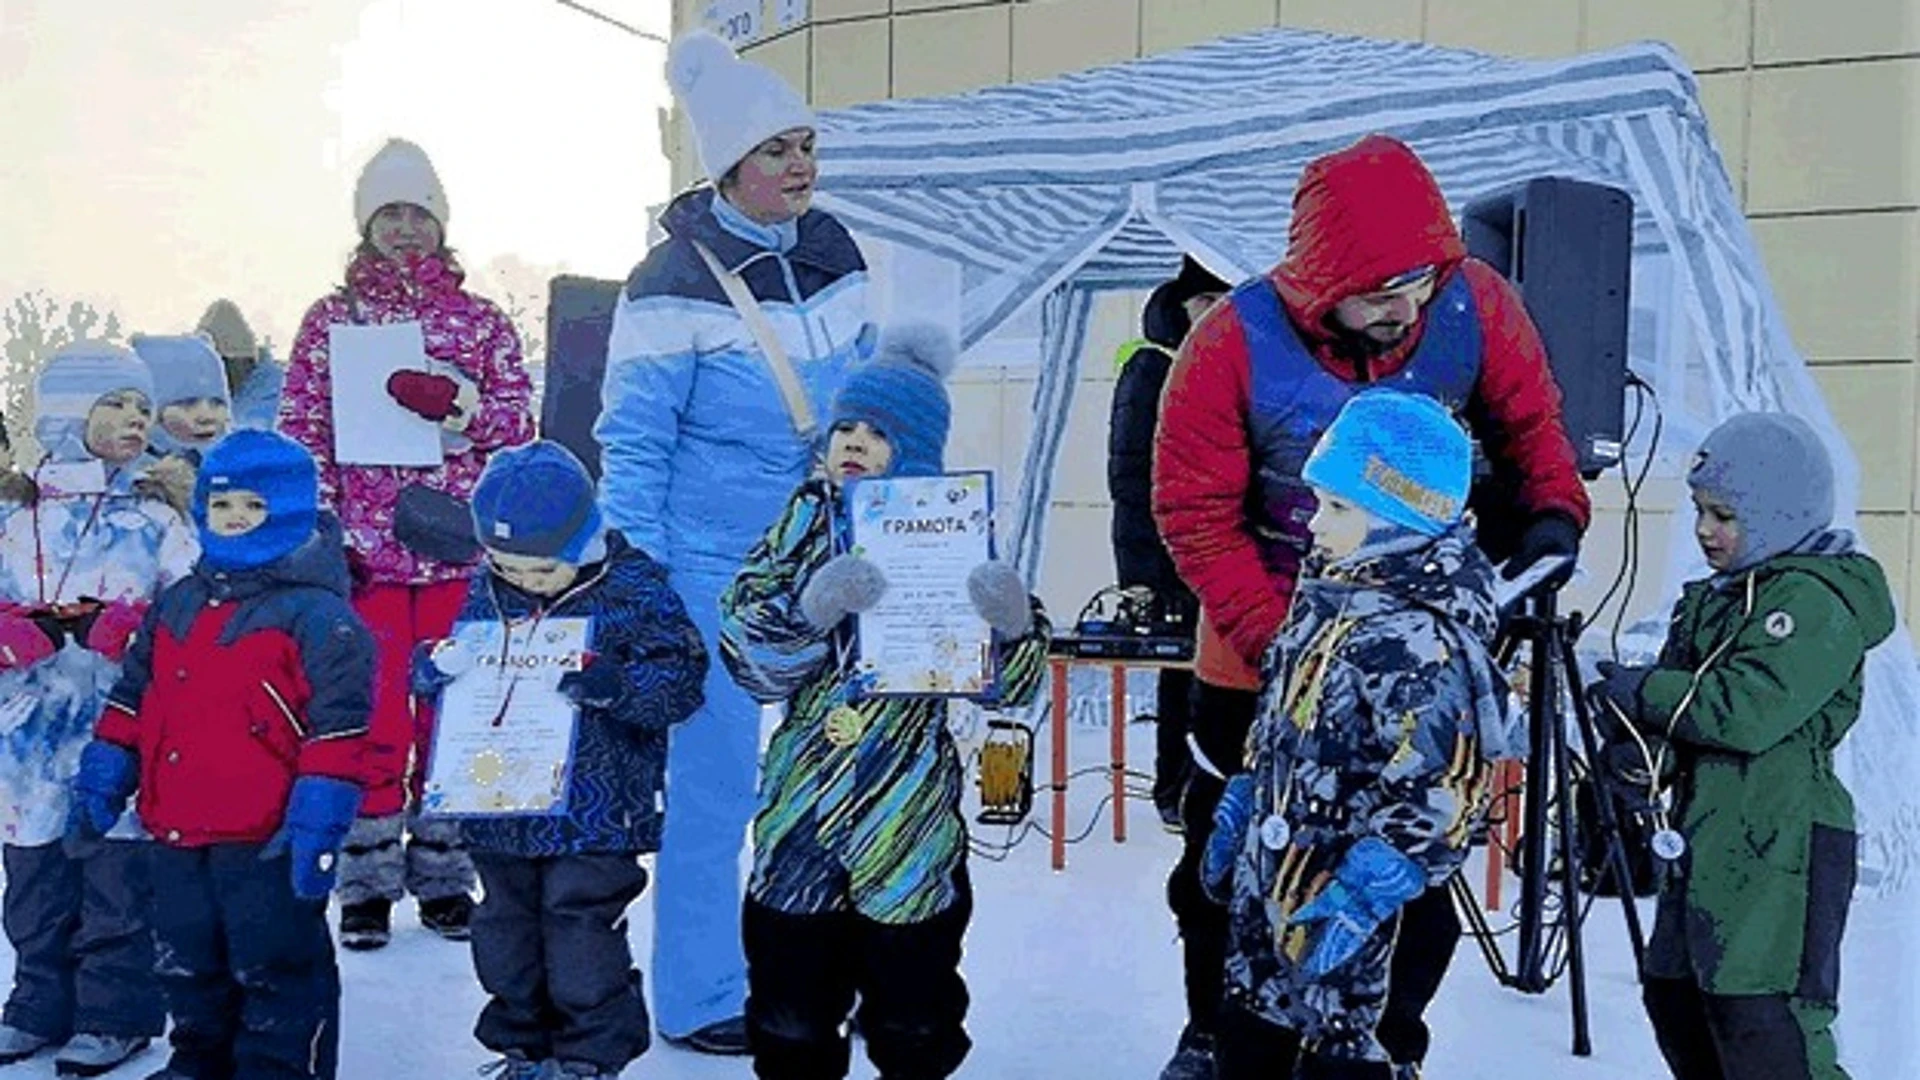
0,706,1904,1078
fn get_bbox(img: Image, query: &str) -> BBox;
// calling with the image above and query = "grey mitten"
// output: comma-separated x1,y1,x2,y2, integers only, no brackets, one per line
799,553,888,629
967,561,1033,636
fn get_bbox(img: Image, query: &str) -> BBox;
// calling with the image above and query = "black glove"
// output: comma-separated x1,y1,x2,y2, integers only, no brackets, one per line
1587,659,1652,738
1501,512,1581,589
1596,737,1676,812
557,657,624,710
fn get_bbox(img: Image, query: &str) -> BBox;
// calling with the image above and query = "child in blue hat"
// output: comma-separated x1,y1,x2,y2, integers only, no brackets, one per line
718,323,1051,1080
413,440,708,1080
1203,389,1520,1079
71,428,375,1080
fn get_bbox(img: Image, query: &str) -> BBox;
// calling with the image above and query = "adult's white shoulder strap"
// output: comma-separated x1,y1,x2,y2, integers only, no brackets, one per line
691,240,818,441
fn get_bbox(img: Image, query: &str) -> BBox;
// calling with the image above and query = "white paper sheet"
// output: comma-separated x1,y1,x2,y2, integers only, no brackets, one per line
848,471,996,697
327,322,443,467
420,617,588,818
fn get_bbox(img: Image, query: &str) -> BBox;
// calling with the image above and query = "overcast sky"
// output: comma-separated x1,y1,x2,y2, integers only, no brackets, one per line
1,0,672,348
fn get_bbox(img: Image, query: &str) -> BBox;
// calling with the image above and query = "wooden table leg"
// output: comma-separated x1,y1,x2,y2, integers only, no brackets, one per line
1111,663,1128,843
1050,659,1069,871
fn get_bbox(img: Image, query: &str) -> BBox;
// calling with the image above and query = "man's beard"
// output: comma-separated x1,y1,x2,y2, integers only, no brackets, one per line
1327,319,1411,360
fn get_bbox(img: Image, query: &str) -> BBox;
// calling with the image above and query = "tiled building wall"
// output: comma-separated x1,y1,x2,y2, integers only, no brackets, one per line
670,0,1920,625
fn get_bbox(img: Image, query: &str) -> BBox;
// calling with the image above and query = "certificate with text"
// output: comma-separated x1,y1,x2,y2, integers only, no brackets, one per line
420,617,589,818
847,471,997,698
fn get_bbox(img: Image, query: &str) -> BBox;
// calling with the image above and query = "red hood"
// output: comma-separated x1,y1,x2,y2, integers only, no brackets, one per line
1272,135,1466,340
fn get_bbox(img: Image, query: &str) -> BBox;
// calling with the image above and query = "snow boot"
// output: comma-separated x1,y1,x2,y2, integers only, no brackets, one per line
340,897,393,951
0,1023,52,1064
663,1015,749,1056
477,1052,549,1078
420,893,475,941
553,1062,617,1079
53,1032,152,1077
1157,1027,1214,1080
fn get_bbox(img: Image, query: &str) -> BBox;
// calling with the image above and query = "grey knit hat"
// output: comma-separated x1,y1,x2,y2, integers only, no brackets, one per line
1687,412,1834,572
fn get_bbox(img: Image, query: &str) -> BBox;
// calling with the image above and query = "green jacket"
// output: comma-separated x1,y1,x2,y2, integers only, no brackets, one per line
1638,547,1894,996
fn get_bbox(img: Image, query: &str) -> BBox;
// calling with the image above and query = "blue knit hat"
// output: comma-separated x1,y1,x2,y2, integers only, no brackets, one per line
131,333,231,455
195,430,320,570
35,340,155,463
471,441,607,564
830,322,958,479
1301,389,1471,537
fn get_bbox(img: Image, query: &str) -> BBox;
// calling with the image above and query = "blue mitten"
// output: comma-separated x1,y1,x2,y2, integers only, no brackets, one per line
1201,774,1255,903
799,553,888,629
261,776,364,901
966,561,1033,636
68,741,138,845
1287,836,1426,978
557,656,624,709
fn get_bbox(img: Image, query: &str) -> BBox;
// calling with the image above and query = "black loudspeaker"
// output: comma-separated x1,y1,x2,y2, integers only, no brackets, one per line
541,275,625,480
1461,177,1633,481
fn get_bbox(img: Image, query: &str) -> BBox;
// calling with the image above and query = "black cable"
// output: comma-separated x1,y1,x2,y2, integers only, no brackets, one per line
1609,377,1663,658
1582,377,1646,642
550,0,669,44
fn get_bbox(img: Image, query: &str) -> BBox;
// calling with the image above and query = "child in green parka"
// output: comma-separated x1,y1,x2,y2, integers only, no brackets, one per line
1590,412,1892,1080
718,323,1049,1080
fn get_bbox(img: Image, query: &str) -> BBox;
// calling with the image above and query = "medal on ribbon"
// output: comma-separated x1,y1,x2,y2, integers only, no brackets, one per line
825,704,866,748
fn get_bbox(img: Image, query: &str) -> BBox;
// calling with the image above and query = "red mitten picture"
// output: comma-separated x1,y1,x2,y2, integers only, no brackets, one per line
386,370,461,422
84,599,147,663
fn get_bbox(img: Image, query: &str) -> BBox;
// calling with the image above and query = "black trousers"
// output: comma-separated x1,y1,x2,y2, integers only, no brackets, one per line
469,852,652,1072
1211,1000,1393,1080
1151,667,1197,817
1642,978,1842,1080
743,870,972,1080
1,839,162,1041
147,843,339,1080
1164,680,1259,1040
1165,682,1461,1064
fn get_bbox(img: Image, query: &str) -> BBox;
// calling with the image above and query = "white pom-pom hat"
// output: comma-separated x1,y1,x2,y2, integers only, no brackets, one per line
353,138,449,235
667,30,815,183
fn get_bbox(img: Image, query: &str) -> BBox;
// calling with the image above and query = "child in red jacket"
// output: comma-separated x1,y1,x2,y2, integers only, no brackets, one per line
69,429,377,1080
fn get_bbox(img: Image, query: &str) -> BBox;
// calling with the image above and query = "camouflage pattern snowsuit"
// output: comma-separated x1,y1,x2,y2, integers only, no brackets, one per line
1223,525,1516,1062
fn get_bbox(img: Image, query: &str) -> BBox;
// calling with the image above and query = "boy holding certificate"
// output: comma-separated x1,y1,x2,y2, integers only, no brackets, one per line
413,440,708,1080
719,324,1051,1080
72,429,374,1080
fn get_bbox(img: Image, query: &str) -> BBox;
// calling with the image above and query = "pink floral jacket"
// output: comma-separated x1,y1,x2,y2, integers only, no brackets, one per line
280,252,535,587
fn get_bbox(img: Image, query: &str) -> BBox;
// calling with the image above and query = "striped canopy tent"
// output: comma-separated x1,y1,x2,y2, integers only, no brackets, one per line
810,28,1920,1071
813,29,1800,576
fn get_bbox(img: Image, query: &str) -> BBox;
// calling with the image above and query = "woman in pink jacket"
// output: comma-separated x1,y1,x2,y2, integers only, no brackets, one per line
279,138,535,951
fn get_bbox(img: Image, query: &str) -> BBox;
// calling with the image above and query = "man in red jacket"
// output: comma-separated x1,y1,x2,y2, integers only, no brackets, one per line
1152,133,1590,1079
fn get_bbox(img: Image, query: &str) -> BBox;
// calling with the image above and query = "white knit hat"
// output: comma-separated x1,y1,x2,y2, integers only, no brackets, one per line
353,138,449,235
667,30,815,182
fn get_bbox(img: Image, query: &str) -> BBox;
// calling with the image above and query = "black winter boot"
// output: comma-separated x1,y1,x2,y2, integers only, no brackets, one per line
418,893,474,941
1158,1027,1214,1080
339,898,392,951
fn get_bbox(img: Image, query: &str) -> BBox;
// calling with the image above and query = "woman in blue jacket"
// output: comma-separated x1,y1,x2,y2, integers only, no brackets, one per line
593,30,873,1053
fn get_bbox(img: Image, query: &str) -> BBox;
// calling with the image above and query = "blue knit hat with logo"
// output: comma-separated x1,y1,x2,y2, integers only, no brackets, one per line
195,430,320,570
1301,389,1471,537
470,441,608,564
830,322,958,479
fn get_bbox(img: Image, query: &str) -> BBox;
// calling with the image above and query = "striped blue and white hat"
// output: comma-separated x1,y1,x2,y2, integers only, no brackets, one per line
35,340,154,463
